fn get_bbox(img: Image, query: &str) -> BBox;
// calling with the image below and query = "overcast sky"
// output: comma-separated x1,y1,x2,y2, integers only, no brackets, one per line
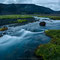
0,0,59,11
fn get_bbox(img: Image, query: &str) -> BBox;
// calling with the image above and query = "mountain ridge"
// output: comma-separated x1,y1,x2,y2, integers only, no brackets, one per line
0,4,60,15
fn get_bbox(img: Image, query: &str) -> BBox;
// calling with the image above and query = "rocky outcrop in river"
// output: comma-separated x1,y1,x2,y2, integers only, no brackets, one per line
39,22,46,26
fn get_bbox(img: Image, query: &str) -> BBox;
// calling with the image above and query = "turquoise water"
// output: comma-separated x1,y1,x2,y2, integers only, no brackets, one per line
0,17,60,60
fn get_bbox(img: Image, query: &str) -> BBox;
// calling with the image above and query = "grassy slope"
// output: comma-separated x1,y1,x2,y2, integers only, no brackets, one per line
35,30,60,60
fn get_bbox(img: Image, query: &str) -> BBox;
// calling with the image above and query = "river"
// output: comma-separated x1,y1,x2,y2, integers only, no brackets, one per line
0,17,60,60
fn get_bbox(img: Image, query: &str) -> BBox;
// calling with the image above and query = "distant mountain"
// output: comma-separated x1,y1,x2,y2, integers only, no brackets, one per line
0,4,60,15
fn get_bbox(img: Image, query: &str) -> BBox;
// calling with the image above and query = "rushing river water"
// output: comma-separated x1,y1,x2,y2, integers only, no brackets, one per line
0,17,60,60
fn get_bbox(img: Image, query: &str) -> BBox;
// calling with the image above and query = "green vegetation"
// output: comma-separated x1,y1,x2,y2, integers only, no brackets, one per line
0,15,60,20
17,19,27,23
9,19,28,23
45,30,60,45
35,30,60,60
38,16,60,20
0,15,33,19
0,15,35,26
0,27,8,31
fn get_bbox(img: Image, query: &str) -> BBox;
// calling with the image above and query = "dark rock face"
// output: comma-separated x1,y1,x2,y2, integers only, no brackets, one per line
3,32,6,35
39,22,46,26
0,4,55,15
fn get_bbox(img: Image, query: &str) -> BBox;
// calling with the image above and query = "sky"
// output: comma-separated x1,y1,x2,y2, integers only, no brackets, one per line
0,0,60,11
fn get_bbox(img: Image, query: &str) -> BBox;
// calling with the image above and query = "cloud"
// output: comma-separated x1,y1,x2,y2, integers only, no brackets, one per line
3,0,17,4
36,3,60,11
0,0,60,11
0,0,5,3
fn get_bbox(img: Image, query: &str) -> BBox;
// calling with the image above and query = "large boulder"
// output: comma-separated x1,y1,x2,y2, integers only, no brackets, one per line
39,22,46,26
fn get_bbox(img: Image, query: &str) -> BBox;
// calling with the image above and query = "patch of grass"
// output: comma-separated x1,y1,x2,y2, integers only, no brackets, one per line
0,15,35,26
17,19,27,23
0,15,20,19
8,19,28,24
35,43,60,60
45,30,60,45
38,16,60,20
0,15,33,19
35,30,60,60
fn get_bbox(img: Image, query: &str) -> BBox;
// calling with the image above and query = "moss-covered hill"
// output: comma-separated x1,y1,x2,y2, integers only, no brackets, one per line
35,30,60,60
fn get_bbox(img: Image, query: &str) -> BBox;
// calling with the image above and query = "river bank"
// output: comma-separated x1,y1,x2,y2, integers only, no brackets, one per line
35,30,60,60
